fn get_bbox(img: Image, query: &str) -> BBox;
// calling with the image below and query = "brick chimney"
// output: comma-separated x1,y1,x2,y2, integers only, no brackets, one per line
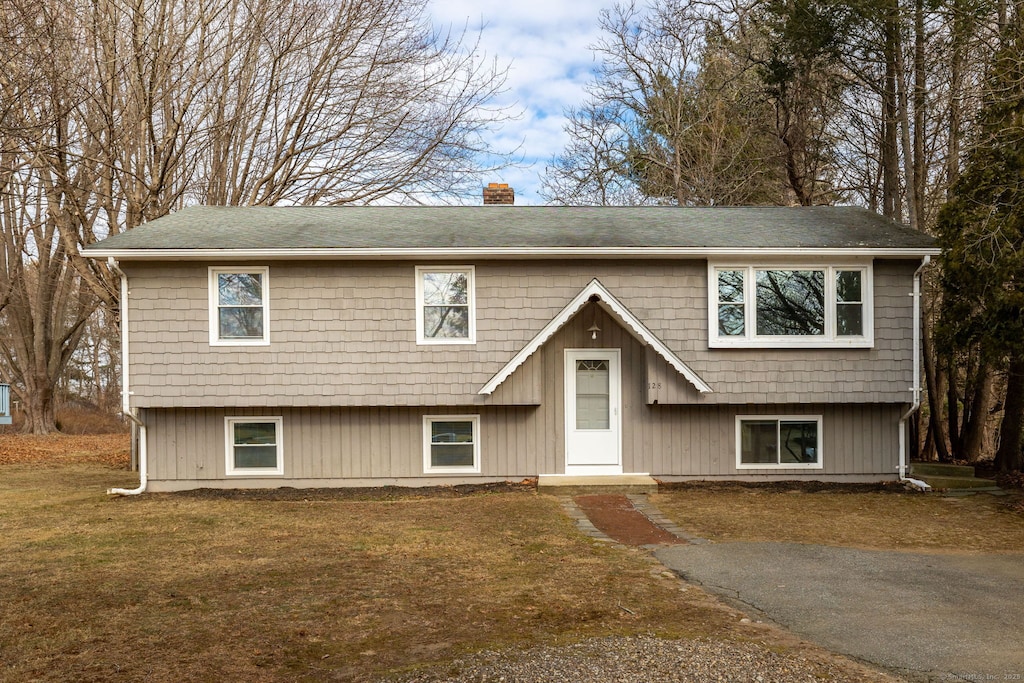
483,182,514,205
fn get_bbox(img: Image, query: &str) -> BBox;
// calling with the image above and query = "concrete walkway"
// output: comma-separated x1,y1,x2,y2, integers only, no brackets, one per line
655,542,1024,682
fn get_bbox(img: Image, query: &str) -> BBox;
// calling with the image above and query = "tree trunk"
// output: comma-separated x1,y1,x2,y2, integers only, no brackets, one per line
922,313,951,460
893,3,918,230
995,354,1024,472
946,355,962,459
912,0,926,225
18,381,57,434
882,9,902,222
946,0,966,194
962,362,993,462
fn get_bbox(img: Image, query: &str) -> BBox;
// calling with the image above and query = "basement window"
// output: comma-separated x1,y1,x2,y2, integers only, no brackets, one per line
225,417,283,476
423,415,480,473
736,416,823,469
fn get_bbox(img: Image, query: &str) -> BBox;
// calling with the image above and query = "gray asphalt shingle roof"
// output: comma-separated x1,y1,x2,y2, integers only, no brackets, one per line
85,205,937,253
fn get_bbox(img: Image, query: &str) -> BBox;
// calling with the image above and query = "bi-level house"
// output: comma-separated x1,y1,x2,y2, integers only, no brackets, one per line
85,197,938,493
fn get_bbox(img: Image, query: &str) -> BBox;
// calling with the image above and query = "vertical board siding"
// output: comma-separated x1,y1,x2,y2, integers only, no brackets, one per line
144,400,900,487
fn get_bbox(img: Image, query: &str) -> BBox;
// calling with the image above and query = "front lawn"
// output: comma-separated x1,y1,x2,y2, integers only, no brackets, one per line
0,464,736,682
3,437,977,681
652,483,1024,553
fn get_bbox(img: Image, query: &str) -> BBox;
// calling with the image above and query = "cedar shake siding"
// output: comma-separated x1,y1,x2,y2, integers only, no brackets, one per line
124,259,916,408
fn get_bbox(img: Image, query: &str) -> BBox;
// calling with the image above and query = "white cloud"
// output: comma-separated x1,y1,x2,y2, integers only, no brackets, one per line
429,0,607,204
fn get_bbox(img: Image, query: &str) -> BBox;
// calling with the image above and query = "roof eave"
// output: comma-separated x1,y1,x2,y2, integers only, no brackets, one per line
85,246,942,261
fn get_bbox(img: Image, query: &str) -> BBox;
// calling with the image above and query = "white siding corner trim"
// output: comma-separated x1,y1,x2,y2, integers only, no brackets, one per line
479,278,712,395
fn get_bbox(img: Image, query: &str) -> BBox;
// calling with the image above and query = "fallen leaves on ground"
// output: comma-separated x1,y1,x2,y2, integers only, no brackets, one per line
997,471,1024,490
0,433,130,468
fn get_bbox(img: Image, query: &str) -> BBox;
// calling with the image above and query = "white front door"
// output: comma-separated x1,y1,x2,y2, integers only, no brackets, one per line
564,349,621,474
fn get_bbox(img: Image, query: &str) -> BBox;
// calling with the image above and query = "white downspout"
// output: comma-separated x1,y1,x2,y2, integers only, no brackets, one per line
107,258,147,496
899,255,931,490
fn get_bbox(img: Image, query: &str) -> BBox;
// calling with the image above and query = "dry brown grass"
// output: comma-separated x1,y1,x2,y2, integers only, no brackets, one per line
54,407,129,435
0,464,764,683
2,439,979,682
0,407,129,436
652,484,1024,553
0,433,130,467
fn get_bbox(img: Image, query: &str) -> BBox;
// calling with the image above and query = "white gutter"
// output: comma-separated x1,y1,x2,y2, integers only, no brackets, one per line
106,258,147,496
84,246,942,261
899,255,931,490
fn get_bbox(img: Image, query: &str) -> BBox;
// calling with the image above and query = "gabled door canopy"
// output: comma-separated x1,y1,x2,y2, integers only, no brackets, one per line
479,278,712,396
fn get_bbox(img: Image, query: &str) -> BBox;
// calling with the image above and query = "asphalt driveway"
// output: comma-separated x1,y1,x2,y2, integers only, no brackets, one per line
655,542,1024,682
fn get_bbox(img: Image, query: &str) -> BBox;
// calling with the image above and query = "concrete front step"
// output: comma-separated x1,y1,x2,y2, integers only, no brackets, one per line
537,474,658,495
910,462,976,478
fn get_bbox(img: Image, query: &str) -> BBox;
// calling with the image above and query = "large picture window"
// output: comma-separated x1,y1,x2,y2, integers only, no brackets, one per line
225,417,283,476
710,265,871,347
736,416,823,469
415,266,476,344
423,415,480,473
209,267,270,346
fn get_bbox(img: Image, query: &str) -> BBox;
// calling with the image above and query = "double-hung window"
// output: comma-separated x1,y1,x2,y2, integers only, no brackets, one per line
209,267,270,346
710,264,871,347
225,417,283,476
423,415,480,473
737,415,822,469
415,266,475,344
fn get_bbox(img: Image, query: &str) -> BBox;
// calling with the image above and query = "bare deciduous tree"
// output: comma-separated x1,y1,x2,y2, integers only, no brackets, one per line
540,0,830,207
0,0,514,433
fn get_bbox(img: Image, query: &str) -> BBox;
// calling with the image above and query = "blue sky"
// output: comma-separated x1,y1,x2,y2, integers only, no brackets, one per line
429,0,608,205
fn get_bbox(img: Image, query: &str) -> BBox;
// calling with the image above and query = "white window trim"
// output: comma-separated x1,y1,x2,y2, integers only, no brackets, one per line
708,263,873,348
225,416,284,476
422,414,481,474
415,266,476,345
735,414,824,470
209,266,271,346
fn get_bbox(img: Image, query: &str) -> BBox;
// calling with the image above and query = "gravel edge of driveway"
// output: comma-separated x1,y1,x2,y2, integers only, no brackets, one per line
382,634,901,682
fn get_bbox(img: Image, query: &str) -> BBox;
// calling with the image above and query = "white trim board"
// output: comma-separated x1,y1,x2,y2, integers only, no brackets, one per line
86,246,941,261
479,278,712,396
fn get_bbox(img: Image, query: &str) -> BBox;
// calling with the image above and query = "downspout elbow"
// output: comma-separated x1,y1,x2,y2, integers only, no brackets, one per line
108,413,147,496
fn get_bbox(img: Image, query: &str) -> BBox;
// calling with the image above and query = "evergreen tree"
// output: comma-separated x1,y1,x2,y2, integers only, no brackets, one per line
937,9,1024,471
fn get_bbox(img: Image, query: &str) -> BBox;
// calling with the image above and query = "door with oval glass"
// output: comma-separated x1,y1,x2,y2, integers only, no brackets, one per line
564,349,621,474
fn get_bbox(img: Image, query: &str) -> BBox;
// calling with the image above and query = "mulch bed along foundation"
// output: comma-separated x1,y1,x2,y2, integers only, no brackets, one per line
574,494,685,546
175,480,538,501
